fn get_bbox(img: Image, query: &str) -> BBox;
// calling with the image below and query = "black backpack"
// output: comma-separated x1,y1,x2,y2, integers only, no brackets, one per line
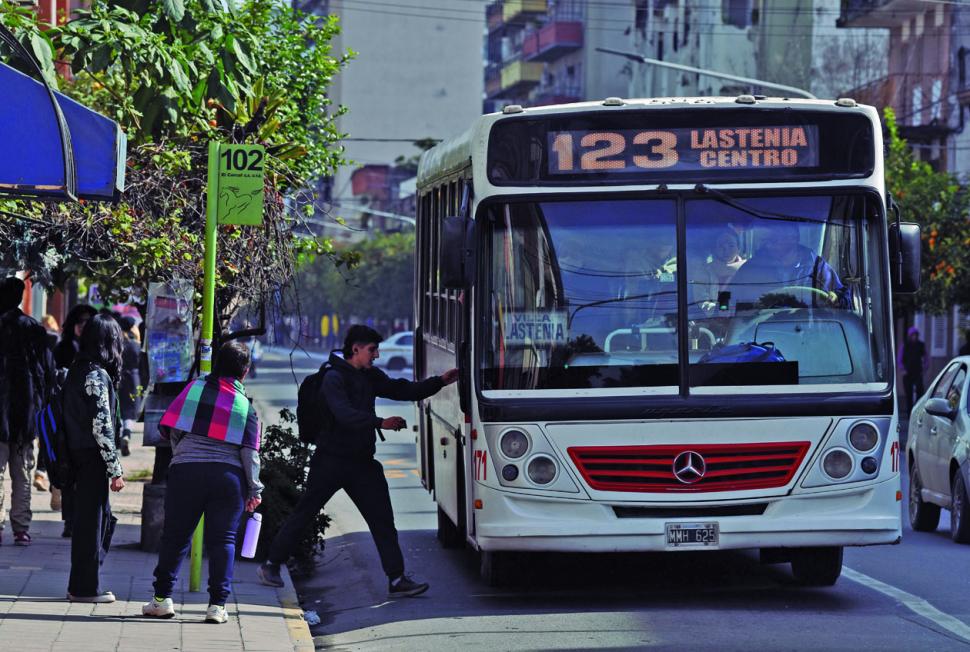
35,368,72,489
296,362,335,445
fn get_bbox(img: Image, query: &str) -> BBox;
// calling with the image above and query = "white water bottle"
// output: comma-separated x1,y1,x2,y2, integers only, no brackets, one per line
241,512,262,559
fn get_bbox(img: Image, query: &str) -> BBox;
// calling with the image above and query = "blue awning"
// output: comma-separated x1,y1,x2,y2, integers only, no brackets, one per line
0,62,126,202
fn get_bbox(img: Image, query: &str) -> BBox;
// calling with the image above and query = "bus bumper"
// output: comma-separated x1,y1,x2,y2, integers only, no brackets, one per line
473,478,902,552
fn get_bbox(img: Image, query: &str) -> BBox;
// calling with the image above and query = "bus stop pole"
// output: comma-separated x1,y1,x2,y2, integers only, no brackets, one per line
189,141,221,592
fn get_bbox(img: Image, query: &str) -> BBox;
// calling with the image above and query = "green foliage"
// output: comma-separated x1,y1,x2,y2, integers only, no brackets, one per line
297,232,416,328
0,4,57,87
0,1,351,313
256,408,328,572
883,108,970,316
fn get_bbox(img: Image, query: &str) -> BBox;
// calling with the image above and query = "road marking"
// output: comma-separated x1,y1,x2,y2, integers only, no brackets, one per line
843,566,970,642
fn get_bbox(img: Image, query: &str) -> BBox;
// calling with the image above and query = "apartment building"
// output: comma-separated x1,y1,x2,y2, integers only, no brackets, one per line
484,0,633,113
302,0,485,242
632,0,886,100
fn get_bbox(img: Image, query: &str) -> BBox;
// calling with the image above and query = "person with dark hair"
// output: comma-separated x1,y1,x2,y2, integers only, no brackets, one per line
143,340,263,623
898,326,928,417
118,316,142,457
258,324,458,598
52,303,97,536
730,221,850,310
0,277,55,547
62,313,126,603
53,304,97,370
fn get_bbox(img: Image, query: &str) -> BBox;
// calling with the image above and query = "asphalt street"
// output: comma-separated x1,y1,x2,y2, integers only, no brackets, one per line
247,348,970,652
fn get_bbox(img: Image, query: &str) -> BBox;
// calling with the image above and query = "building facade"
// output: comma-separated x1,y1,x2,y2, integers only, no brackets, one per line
305,0,485,243
484,0,633,113
631,0,886,100
840,1,970,382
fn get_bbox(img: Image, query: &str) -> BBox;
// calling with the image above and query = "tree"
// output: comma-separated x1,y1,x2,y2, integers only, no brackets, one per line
297,231,416,333
883,108,970,320
0,0,351,322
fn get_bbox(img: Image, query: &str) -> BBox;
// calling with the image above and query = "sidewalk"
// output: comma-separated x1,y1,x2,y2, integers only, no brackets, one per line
0,431,314,652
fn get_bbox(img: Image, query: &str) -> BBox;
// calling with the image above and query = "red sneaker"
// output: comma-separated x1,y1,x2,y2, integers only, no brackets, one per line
14,532,31,546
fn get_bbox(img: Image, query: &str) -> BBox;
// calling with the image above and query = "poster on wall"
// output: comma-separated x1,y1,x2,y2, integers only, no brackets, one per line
146,280,195,385
143,280,195,447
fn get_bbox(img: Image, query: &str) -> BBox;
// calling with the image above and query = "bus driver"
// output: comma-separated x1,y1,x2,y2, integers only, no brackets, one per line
729,221,850,310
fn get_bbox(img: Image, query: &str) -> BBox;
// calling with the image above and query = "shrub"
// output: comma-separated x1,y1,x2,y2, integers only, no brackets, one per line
256,408,328,576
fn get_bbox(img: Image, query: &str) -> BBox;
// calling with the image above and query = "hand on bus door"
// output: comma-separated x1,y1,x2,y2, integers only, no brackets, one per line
382,416,407,431
441,368,459,385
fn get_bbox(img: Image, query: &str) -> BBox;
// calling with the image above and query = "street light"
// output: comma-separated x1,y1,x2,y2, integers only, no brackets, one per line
596,47,816,100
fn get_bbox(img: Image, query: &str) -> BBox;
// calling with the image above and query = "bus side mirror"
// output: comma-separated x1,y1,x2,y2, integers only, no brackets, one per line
441,215,471,289
889,222,920,294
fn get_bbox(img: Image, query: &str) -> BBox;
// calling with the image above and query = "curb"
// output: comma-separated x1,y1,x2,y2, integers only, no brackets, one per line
279,564,315,651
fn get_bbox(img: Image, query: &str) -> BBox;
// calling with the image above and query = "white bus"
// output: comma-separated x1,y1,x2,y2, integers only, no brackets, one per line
413,96,920,587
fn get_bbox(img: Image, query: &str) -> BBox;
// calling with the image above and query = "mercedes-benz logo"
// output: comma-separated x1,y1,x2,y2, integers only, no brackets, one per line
672,450,706,484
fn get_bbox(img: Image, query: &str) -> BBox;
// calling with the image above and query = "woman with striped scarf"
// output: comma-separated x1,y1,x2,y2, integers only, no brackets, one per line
142,340,263,624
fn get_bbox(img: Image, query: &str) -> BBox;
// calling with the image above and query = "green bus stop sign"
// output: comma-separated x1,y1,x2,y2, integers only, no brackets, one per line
213,143,265,225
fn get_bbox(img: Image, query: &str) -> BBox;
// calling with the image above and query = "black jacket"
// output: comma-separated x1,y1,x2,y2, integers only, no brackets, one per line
62,357,123,478
318,352,443,460
119,336,141,420
0,308,54,444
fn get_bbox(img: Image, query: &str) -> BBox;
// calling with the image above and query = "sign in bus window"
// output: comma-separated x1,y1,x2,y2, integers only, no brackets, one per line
548,126,819,176
503,311,568,345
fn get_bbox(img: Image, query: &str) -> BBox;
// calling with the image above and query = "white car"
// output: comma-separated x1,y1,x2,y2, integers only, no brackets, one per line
378,331,414,370
907,355,970,542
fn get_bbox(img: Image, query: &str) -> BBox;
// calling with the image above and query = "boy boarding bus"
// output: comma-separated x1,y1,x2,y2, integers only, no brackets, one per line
414,96,920,587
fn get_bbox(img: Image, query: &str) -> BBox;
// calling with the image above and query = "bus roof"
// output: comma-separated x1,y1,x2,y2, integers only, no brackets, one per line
417,95,880,188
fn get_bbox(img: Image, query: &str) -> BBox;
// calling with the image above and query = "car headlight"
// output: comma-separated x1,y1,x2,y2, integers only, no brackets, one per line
848,422,879,453
527,456,557,485
500,429,530,459
822,449,853,480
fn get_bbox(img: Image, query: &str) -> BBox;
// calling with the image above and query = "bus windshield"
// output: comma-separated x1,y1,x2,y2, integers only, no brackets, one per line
482,193,891,393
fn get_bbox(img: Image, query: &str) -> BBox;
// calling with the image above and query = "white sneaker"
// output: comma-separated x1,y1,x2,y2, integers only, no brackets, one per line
142,597,175,619
67,591,115,604
205,604,228,624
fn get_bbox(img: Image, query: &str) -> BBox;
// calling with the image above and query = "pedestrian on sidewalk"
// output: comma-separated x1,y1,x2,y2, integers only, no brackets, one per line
258,324,458,598
0,277,55,547
898,326,928,417
118,316,142,458
33,313,61,495
143,340,264,624
53,303,97,536
63,314,126,603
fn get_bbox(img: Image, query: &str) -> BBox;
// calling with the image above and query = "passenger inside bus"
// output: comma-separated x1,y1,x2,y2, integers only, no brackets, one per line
728,221,850,311
691,226,747,314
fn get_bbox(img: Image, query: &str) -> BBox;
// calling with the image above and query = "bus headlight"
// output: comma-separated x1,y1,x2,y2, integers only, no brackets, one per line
500,430,530,459
502,464,519,481
527,456,557,485
848,422,879,453
822,449,853,480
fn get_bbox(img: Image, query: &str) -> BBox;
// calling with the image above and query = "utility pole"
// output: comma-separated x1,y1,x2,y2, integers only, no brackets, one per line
596,47,816,100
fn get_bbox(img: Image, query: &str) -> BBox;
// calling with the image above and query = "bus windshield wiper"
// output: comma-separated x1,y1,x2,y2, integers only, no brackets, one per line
693,184,824,226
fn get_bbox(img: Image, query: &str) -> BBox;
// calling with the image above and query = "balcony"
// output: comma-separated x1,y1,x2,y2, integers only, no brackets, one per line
839,0,928,28
487,1,503,33
531,80,583,107
503,0,547,29
522,21,583,62
485,64,504,99
500,60,544,97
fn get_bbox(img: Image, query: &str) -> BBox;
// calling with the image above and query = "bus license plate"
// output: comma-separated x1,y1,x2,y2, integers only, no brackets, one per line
665,522,719,548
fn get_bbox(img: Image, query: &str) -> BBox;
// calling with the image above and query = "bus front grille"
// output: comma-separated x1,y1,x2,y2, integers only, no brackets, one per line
568,442,811,493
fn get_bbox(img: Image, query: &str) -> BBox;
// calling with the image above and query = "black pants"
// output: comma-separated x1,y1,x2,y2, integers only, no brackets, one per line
68,449,117,596
267,453,404,579
903,372,925,416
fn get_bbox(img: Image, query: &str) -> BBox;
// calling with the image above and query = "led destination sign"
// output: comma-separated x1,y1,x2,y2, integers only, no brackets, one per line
486,109,874,185
548,126,819,175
